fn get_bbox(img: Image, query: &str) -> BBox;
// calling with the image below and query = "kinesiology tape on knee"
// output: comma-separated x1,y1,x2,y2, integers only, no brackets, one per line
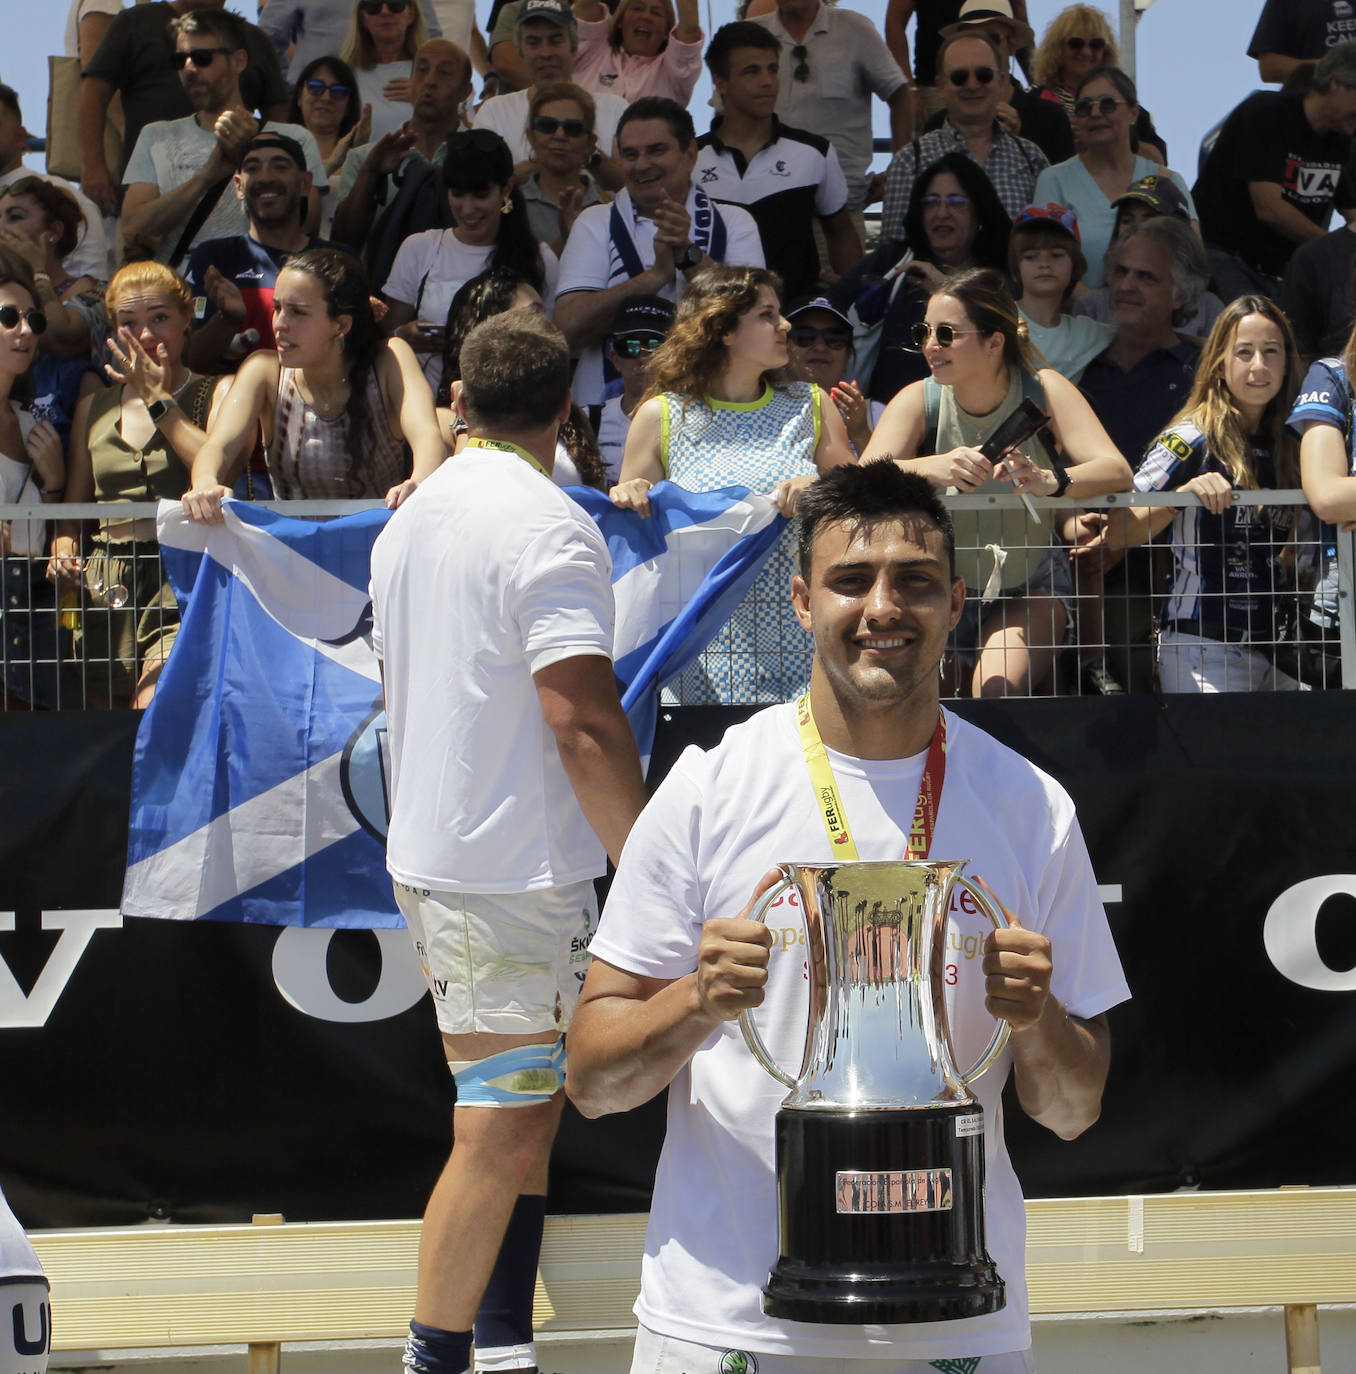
448,1038,566,1106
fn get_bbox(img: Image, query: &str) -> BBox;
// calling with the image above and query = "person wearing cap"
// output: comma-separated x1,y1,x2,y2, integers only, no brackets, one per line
1032,65,1197,290
1072,175,1224,339
1193,40,1356,303
917,1,1073,165
120,8,327,272
743,0,914,222
474,0,627,187
783,293,880,453
591,293,673,483
695,23,861,303
184,132,330,375
880,29,1048,239
1010,202,1110,383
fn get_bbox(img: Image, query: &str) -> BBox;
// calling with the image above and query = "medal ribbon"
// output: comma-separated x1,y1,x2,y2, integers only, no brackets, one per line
796,691,947,862
464,435,549,478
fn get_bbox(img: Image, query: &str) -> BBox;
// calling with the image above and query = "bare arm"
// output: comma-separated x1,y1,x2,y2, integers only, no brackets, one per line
490,41,530,92
566,870,779,1118
534,653,646,866
183,352,277,523
553,268,672,351
78,75,118,216
122,166,230,248
672,0,701,45
814,388,856,473
820,207,863,277
572,0,607,18
381,337,446,504
887,82,915,150
884,0,916,80
608,395,665,513
1301,421,1356,523
1250,181,1328,247
1257,52,1304,85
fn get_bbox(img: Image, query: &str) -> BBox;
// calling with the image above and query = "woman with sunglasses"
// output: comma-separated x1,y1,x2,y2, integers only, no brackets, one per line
340,0,429,142
862,267,1131,698
1032,65,1197,288
0,256,72,709
611,265,854,703
382,129,554,388
571,0,703,105
783,295,879,456
521,82,606,256
831,152,1011,408
50,261,231,708
289,56,372,232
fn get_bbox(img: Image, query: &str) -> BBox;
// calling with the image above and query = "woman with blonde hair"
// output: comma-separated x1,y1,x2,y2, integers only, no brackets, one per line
863,267,1131,698
1085,296,1304,693
51,260,232,707
611,264,854,702
570,0,703,104
341,0,429,142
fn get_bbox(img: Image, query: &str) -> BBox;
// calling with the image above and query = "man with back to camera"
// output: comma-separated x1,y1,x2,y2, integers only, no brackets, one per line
369,309,647,1374
553,95,764,406
567,461,1130,1374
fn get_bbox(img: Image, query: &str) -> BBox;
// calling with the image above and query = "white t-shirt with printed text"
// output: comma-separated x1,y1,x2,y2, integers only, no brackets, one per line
593,702,1131,1361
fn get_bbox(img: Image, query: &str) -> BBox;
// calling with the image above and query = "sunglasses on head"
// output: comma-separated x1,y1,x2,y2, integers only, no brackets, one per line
1073,94,1126,118
920,192,972,212
0,305,46,335
174,47,231,69
359,0,409,14
304,78,352,100
1064,36,1106,53
612,335,664,357
791,43,810,82
532,114,592,137
947,65,996,87
908,321,983,350
789,325,851,350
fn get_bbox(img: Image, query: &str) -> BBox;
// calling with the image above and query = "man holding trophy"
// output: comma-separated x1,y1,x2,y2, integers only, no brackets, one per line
567,463,1130,1373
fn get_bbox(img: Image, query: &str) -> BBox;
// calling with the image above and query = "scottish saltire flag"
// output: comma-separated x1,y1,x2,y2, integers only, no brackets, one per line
122,485,783,926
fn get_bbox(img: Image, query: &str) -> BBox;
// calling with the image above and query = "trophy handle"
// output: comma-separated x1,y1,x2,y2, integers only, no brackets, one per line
952,875,1013,1086
736,867,800,1091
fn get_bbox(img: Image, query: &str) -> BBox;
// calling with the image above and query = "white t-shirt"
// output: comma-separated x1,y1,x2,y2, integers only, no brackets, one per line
593,702,1131,1361
554,186,764,404
0,167,111,283
1019,310,1117,385
381,230,559,388
356,61,414,144
473,85,629,164
370,446,616,892
122,117,327,272
63,0,124,57
594,392,629,486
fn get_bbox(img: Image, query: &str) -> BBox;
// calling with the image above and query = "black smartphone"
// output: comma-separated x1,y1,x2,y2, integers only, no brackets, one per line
978,397,1050,462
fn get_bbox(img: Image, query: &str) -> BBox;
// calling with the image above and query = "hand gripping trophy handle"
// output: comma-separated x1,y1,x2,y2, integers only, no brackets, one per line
737,865,799,1090
948,875,1011,1085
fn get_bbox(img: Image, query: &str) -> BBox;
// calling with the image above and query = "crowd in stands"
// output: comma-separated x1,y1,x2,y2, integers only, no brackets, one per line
1,0,1355,708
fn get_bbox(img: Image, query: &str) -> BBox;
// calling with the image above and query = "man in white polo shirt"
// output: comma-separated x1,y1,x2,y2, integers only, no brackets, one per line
370,310,646,1374
554,96,764,406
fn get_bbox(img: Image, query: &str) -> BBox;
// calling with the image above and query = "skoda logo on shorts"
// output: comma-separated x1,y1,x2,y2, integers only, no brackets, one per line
719,1353,757,1374
340,703,392,841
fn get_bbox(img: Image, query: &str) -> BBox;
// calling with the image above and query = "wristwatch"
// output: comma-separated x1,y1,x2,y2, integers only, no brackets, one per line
147,396,178,422
675,242,703,273
1049,461,1071,497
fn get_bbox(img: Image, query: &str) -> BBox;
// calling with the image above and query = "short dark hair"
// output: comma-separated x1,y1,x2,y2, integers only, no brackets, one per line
797,464,956,580
705,22,780,80
617,96,694,150
1075,64,1137,105
171,8,249,52
460,312,571,430
0,83,20,123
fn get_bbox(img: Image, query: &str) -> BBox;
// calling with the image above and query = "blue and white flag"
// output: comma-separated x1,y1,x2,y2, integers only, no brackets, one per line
123,485,783,927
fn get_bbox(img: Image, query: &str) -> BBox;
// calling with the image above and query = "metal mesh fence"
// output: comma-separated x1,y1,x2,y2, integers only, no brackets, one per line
2,491,1351,712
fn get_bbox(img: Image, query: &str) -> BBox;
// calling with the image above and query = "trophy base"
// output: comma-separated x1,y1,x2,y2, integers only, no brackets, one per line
765,1104,1005,1325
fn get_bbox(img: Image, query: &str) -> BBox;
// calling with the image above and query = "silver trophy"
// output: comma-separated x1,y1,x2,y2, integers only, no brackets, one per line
739,859,1010,1324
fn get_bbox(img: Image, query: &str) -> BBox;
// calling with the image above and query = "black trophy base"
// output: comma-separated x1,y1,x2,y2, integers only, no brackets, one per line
765,1103,1005,1325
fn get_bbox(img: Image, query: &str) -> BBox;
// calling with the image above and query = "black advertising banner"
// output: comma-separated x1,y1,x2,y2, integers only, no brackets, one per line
1,698,1354,1229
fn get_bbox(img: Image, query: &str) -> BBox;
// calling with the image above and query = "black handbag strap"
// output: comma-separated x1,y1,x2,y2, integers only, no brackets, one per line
167,121,269,267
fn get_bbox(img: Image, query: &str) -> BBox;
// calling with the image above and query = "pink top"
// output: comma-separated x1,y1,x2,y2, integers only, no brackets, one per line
571,16,703,105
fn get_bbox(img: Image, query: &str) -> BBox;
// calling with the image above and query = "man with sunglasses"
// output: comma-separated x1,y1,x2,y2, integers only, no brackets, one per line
120,9,326,270
880,28,1047,240
695,23,861,302
746,0,913,225
79,0,291,219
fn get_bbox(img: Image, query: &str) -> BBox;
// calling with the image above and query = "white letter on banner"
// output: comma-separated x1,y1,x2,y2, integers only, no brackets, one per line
1263,876,1356,992
0,911,123,1029
271,928,427,1022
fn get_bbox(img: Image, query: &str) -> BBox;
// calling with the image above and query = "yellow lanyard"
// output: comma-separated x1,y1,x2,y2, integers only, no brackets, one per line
796,692,947,862
464,435,549,478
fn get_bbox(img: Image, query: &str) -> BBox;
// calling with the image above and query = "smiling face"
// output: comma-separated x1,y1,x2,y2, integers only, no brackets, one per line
617,0,671,58
236,148,310,229
111,286,191,371
297,64,350,138
722,284,789,375
0,281,39,380
448,182,508,245
1059,29,1107,86
272,266,347,367
527,97,595,174
1221,312,1287,426
920,292,1001,388
793,515,964,714
939,36,1001,125
618,117,697,212
919,169,978,267
715,44,780,121
519,18,575,86
786,307,851,390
